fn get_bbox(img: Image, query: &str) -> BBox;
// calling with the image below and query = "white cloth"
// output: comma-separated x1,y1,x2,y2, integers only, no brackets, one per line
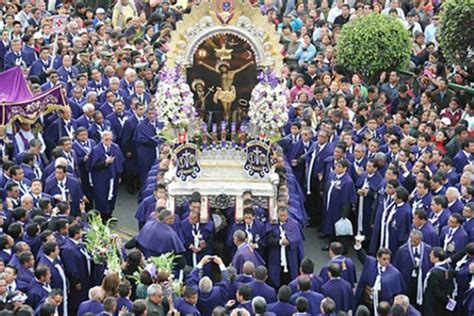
54,261,68,316
380,197,395,249
191,225,202,267
357,177,369,234
279,224,288,273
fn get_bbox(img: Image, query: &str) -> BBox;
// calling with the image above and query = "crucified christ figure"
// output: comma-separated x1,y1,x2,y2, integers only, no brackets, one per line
198,59,254,121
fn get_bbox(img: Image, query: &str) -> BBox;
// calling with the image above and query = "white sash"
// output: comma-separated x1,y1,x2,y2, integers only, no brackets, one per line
408,243,425,305
357,177,369,234
279,225,288,273
191,225,202,267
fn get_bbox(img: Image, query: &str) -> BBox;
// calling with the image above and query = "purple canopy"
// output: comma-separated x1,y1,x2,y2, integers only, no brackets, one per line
0,67,33,102
0,67,67,125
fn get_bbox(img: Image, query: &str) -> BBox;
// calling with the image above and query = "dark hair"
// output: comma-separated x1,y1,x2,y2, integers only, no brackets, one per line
43,241,58,256
295,296,308,312
328,262,341,277
237,284,252,301
34,265,50,279
431,247,446,261
300,257,314,274
376,248,392,259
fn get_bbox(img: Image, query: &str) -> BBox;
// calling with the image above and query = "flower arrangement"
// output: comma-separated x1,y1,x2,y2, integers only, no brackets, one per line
84,212,122,275
155,65,199,142
248,70,289,142
130,252,182,296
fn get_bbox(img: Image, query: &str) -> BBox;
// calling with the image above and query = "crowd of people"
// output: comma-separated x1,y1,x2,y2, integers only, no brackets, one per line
0,0,472,315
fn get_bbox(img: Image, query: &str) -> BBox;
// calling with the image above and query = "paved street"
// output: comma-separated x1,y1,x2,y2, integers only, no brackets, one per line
112,185,362,274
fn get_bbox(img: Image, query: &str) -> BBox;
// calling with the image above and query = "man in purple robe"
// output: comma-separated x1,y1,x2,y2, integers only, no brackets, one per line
369,176,399,254
319,242,357,288
393,294,422,316
439,213,468,256
423,247,455,316
231,230,265,274
37,241,68,315
268,286,296,316
355,158,383,239
180,205,214,268
321,159,357,250
133,111,163,184
305,130,333,228
429,195,451,235
266,207,304,288
462,203,474,241
248,266,276,304
289,275,324,316
289,257,324,294
226,207,267,260
26,264,52,310
60,224,93,314
135,184,167,229
354,238,405,314
321,263,355,313
186,255,229,316
106,100,128,146
411,179,433,214
174,286,201,315
16,251,35,292
382,187,413,256
88,131,124,220
72,127,96,207
43,106,78,154
412,209,440,247
134,209,185,258
77,286,104,316
44,165,84,217
392,230,432,310
121,102,145,193
449,242,474,316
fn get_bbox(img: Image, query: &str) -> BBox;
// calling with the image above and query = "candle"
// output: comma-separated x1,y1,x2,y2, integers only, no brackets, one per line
231,122,236,133
212,123,217,133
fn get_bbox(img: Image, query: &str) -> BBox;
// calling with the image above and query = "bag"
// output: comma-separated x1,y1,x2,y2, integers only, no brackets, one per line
335,218,353,236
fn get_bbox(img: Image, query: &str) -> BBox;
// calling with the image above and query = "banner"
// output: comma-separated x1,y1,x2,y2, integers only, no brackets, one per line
244,139,271,178
0,85,67,125
174,143,201,181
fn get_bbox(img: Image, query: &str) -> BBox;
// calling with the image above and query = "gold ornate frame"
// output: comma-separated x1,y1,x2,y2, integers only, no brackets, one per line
165,0,284,75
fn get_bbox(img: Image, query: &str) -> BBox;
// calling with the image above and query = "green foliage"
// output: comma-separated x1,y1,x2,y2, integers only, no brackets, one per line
84,211,119,265
337,13,411,79
439,0,474,65
150,252,181,274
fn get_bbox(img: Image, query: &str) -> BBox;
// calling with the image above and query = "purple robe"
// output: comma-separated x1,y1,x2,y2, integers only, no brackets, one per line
266,218,304,287
121,115,141,176
321,278,355,313
16,264,35,292
232,243,265,274
322,172,357,236
37,254,67,293
26,279,50,310
180,219,214,267
453,150,470,173
135,195,157,228
288,273,324,294
248,279,277,303
88,142,124,215
392,242,432,305
60,238,93,311
355,171,383,238
439,226,468,256
44,176,84,217
136,220,185,257
386,202,413,256
319,256,357,287
411,193,433,214
267,301,296,316
415,222,440,247
448,199,464,214
174,297,201,315
290,291,324,316
77,300,104,316
187,266,229,316
428,209,451,235
355,250,406,305
226,220,267,259
133,119,162,184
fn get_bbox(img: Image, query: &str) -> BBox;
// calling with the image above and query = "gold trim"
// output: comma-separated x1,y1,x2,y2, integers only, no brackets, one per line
166,0,283,74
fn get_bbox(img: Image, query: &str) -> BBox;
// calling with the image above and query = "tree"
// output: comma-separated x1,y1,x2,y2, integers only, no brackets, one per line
438,0,474,65
336,13,411,81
